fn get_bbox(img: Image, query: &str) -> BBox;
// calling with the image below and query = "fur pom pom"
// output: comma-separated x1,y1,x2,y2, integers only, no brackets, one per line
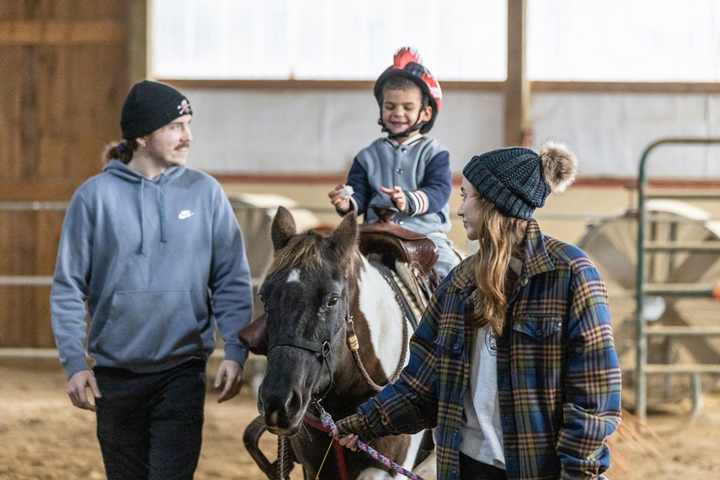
539,141,578,193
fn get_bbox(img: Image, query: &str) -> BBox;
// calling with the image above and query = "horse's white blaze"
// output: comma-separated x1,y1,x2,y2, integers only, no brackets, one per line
286,269,301,283
357,256,408,377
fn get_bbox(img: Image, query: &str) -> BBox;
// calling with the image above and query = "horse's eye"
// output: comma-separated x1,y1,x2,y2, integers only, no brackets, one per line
327,296,340,307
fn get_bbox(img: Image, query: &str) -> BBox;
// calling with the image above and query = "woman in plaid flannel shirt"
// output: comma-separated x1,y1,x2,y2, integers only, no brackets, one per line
334,142,622,480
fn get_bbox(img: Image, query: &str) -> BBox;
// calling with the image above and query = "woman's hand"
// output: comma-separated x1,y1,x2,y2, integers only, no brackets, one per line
332,431,359,451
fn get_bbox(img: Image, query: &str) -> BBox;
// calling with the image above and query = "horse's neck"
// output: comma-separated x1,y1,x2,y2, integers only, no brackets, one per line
354,256,409,376
319,254,408,415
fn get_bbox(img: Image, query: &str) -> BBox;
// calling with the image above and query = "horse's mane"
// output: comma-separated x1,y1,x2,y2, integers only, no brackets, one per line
267,234,323,275
266,230,358,277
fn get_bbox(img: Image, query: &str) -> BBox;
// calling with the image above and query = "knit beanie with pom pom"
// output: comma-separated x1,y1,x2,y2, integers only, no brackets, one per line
462,141,578,219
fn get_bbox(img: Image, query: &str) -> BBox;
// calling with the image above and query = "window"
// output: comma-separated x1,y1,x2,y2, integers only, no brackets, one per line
528,0,720,81
151,0,507,80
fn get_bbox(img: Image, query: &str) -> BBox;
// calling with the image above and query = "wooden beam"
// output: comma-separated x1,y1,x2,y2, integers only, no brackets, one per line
127,0,148,86
158,79,507,92
505,0,530,147
150,78,720,96
532,80,720,95
207,173,720,189
0,21,125,45
0,180,84,202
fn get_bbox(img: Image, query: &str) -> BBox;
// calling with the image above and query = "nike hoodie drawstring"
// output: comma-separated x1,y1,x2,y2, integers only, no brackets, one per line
104,159,182,254
139,177,147,254
158,175,167,243
140,174,168,254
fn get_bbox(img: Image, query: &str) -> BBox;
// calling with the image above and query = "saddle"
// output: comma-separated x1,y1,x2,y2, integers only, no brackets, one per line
358,206,440,310
238,207,441,356
238,207,441,478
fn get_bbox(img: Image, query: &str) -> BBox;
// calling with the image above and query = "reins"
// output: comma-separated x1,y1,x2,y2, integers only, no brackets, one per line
345,306,408,392
270,273,415,479
346,265,413,392
315,402,427,480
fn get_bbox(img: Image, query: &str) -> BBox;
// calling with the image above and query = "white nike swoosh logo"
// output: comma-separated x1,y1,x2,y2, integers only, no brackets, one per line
178,210,195,219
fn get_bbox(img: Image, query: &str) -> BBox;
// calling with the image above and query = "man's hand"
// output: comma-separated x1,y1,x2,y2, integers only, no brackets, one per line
380,186,407,212
328,183,351,213
67,370,101,411
214,360,244,403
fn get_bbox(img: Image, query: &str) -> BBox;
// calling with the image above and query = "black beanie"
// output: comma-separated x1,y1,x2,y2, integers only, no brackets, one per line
462,142,578,219
121,80,192,140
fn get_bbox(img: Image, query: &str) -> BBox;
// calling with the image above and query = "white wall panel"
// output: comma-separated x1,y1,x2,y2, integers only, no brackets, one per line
185,89,503,174
532,93,720,179
183,88,720,179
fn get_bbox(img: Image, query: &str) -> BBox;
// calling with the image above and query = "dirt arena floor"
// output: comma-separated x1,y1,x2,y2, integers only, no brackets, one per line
1,361,720,480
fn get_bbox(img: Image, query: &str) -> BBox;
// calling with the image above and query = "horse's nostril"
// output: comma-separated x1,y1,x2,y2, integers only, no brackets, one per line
287,389,302,414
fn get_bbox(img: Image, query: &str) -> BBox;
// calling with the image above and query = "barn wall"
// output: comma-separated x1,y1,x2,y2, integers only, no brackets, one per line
0,0,130,348
4,2,720,350
181,88,720,179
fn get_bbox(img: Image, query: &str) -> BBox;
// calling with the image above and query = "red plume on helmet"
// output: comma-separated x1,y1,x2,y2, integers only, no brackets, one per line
374,46,442,134
393,47,423,69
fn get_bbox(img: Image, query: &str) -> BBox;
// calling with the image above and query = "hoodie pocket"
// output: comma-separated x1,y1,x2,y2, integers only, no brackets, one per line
95,290,202,366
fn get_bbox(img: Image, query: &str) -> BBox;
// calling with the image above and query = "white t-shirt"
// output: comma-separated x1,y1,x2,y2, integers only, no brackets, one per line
459,324,506,469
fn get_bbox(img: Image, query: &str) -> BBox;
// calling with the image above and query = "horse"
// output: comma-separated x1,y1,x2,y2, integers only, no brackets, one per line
245,206,435,480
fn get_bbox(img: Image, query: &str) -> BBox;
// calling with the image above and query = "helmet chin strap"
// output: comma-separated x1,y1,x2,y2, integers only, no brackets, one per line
378,108,426,140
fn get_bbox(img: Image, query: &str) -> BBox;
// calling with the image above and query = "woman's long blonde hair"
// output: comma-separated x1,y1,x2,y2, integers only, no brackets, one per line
465,140,579,334
469,196,528,334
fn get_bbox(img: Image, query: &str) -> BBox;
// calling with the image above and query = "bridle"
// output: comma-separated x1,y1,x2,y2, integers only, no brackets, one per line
265,301,350,480
266,276,412,480
268,278,411,404
266,295,350,402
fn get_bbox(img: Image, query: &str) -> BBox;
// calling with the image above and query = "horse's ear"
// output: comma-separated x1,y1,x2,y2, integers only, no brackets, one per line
328,211,358,258
271,206,297,252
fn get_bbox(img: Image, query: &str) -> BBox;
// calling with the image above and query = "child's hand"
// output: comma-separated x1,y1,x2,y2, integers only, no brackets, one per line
380,186,406,211
329,183,351,212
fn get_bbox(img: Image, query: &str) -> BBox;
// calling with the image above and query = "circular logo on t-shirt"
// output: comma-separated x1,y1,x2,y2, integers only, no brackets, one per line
485,328,498,356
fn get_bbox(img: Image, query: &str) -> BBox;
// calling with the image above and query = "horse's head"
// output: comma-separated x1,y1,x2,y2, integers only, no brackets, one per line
258,206,358,436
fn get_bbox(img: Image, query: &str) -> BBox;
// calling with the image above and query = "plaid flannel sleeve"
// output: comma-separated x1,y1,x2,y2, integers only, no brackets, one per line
557,262,623,478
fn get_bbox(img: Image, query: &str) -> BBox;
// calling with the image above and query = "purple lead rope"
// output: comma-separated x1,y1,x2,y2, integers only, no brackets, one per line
319,408,426,480
318,406,611,480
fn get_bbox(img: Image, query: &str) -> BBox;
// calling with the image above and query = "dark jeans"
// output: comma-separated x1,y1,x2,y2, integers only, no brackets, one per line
459,452,508,480
94,359,206,480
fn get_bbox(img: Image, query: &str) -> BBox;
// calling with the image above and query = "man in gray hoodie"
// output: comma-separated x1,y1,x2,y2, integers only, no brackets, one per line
50,80,253,479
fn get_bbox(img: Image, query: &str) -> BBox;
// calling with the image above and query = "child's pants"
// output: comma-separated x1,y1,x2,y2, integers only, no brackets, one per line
428,233,462,279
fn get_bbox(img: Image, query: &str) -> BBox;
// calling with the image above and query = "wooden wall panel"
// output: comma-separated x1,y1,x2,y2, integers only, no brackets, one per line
0,0,134,348
0,1,129,198
0,210,65,348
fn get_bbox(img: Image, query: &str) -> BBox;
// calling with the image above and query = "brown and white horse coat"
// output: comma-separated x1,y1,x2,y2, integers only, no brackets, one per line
256,207,431,479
